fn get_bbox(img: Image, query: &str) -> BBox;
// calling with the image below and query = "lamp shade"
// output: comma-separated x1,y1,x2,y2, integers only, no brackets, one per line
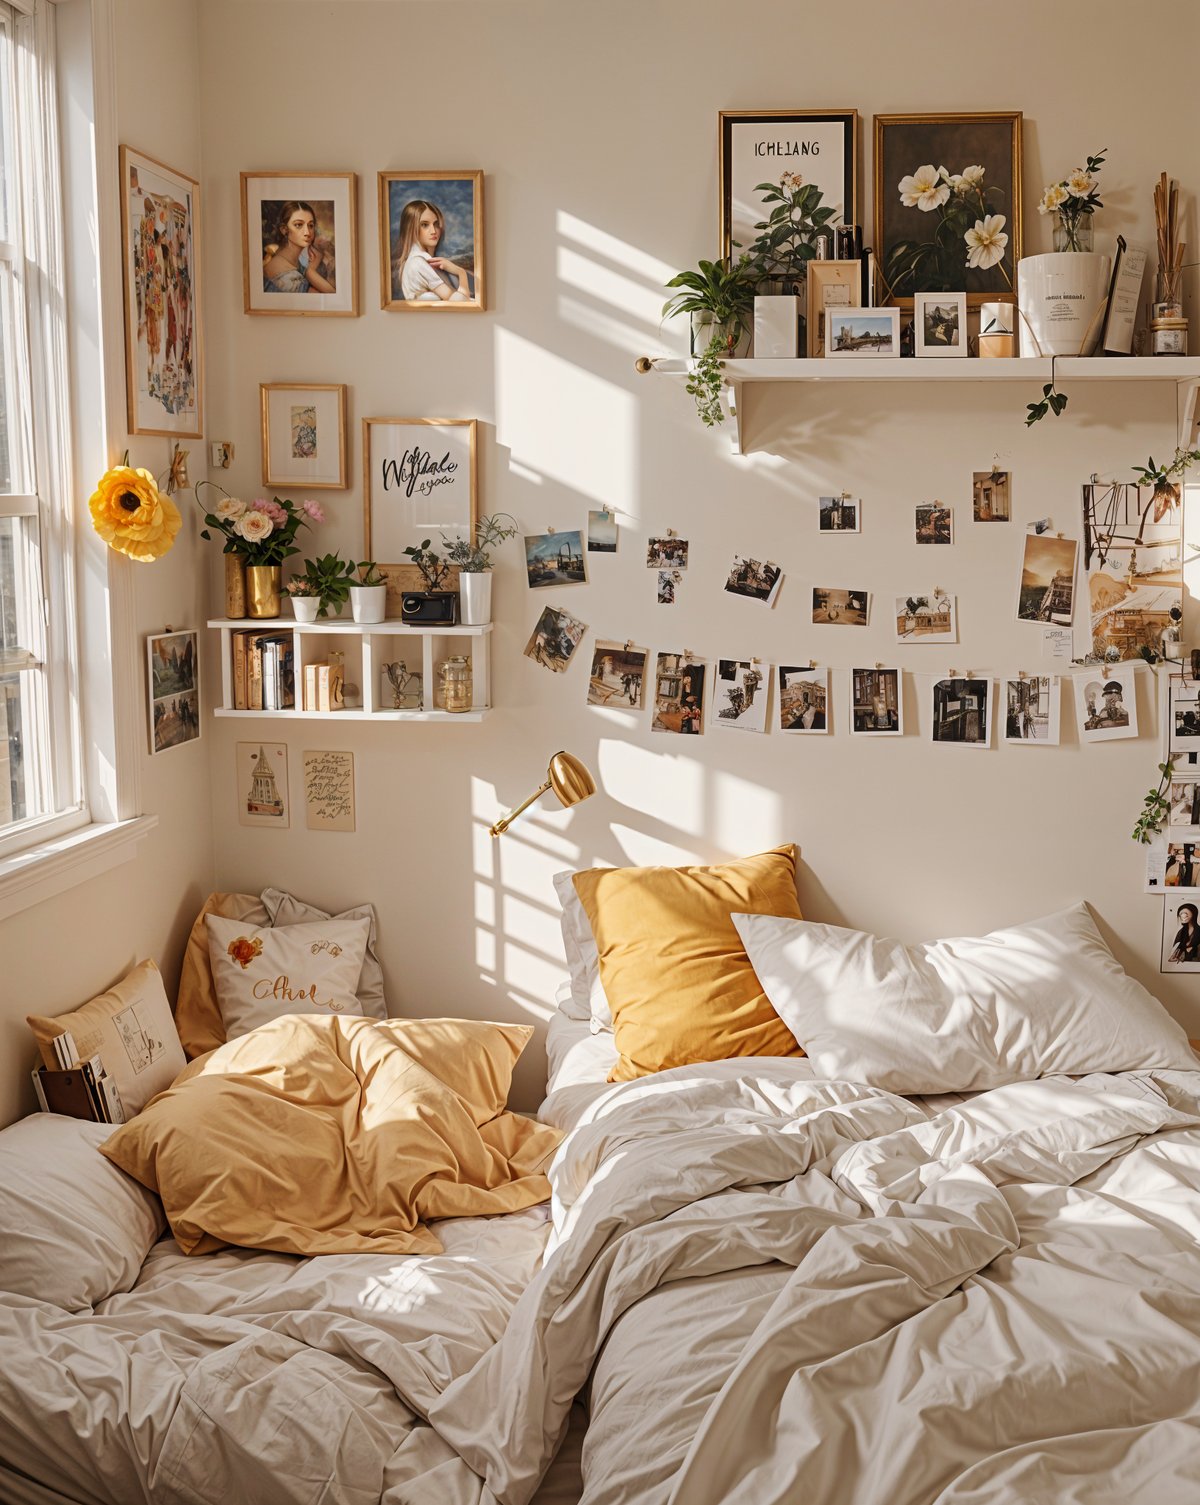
547,751,595,809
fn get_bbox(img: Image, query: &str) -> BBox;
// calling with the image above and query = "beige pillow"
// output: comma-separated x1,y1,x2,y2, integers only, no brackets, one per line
27,959,187,1117
205,913,371,1039
176,892,269,1058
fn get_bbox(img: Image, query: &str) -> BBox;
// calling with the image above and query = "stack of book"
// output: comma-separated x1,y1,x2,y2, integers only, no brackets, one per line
231,630,296,711
303,660,346,712
32,1031,125,1123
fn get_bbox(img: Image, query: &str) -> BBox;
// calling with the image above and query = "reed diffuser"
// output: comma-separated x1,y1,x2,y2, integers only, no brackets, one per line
1152,172,1187,354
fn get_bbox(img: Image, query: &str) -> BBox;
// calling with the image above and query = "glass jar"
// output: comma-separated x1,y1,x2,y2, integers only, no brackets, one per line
1053,213,1093,253
438,654,473,713
1151,317,1189,356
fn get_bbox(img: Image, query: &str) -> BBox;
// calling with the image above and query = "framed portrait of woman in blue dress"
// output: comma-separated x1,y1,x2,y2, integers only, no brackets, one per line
241,171,359,316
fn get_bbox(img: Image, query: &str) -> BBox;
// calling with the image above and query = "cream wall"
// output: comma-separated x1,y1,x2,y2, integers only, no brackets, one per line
0,0,215,1127
190,0,1200,1109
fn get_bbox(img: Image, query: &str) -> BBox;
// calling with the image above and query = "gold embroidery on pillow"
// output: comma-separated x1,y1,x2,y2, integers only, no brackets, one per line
310,940,344,957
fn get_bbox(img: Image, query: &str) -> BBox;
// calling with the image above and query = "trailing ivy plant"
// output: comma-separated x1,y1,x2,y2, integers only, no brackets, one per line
1132,758,1176,845
686,335,729,428
662,255,757,427
1025,381,1068,426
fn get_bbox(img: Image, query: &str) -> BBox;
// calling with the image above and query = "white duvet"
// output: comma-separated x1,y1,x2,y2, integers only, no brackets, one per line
6,1060,1200,1505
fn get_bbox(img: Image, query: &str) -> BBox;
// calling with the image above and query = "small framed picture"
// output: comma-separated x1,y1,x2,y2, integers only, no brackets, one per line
825,307,901,358
931,676,993,747
363,417,477,568
379,171,484,311
237,741,290,829
146,630,199,754
119,146,203,437
260,384,347,489
914,292,968,357
818,495,860,532
241,172,358,316
806,262,862,358
850,667,903,734
1002,675,1060,745
973,468,1011,521
779,665,829,733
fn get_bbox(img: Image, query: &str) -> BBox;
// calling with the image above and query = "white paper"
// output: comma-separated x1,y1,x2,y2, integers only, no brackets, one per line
1043,628,1073,661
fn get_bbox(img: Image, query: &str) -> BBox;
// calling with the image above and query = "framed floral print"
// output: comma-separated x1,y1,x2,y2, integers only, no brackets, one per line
241,172,358,316
873,113,1022,306
378,171,485,311
119,146,203,436
260,383,347,489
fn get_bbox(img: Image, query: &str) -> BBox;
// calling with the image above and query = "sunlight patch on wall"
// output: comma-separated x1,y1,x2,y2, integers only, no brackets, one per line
711,768,784,854
608,821,704,868
556,211,675,288
557,248,663,330
495,329,634,505
598,739,705,839
558,294,663,366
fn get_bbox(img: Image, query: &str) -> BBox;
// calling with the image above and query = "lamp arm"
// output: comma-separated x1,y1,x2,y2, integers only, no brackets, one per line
489,777,553,838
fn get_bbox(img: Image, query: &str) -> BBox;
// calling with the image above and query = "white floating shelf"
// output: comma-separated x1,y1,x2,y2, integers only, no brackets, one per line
213,707,489,723
207,618,493,636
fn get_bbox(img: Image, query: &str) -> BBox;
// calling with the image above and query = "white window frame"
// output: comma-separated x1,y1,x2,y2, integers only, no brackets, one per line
0,0,154,920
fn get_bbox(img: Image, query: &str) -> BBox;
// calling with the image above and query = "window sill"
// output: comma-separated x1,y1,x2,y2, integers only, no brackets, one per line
0,814,159,923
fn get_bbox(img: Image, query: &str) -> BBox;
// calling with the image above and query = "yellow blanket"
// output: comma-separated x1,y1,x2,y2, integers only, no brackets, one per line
100,1014,563,1257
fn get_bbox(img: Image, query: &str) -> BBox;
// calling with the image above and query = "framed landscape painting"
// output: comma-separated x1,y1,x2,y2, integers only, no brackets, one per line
873,112,1022,305
146,629,199,755
120,146,203,436
379,171,484,311
241,171,358,316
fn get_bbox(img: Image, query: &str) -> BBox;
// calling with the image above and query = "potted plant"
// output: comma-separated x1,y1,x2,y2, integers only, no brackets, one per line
349,560,388,624
1019,150,1110,357
291,551,357,618
400,539,459,622
284,579,322,623
441,512,518,624
662,254,757,426
744,171,838,356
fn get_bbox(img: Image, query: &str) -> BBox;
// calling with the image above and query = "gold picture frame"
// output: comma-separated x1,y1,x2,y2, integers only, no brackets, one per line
119,145,203,437
378,170,485,311
806,261,862,357
241,171,359,316
260,383,347,489
873,112,1022,308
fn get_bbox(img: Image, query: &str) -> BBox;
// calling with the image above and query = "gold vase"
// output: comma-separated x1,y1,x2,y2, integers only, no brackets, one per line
245,564,281,619
223,554,247,618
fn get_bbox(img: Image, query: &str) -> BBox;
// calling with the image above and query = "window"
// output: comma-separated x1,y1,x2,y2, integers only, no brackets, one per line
0,0,83,856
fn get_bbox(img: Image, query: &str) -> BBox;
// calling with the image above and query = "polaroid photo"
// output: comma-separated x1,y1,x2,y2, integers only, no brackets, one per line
587,640,647,709
1017,533,1077,625
1161,897,1200,972
523,604,588,673
1074,665,1139,743
973,469,1011,522
713,659,769,733
914,293,967,358
524,531,587,589
1170,779,1200,828
812,587,868,626
647,536,688,570
1001,675,1060,745
778,665,829,733
850,667,903,735
818,495,860,533
657,569,681,604
915,503,953,545
587,509,617,553
1163,839,1200,894
1169,680,1200,755
652,653,706,735
724,555,782,606
931,677,993,748
894,590,956,643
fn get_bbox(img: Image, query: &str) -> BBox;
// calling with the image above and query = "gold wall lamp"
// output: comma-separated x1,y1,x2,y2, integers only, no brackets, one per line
489,751,596,837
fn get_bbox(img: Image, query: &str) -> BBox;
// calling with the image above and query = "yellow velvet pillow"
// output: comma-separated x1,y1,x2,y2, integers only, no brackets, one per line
572,845,805,1081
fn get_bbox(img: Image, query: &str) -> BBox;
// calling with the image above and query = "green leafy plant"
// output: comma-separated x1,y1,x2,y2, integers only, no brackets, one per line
662,255,757,427
744,172,837,291
294,551,356,617
1025,381,1068,426
442,513,519,572
354,560,386,587
403,539,453,590
1131,447,1200,508
1133,758,1176,844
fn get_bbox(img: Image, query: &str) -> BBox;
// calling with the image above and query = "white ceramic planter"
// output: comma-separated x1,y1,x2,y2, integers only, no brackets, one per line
349,583,387,624
290,596,320,623
753,295,800,358
1017,251,1112,356
459,571,492,625
689,313,751,359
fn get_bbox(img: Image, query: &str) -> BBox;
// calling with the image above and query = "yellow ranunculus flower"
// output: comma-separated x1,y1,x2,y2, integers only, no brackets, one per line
88,464,182,562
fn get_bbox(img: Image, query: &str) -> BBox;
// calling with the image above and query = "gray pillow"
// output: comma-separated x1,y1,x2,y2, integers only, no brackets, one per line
260,888,388,1019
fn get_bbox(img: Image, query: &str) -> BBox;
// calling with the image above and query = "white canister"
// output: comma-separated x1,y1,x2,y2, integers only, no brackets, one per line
458,571,492,625
1017,252,1112,356
753,295,800,359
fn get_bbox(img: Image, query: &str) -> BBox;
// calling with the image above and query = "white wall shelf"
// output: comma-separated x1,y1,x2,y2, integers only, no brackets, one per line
207,618,492,720
638,355,1200,455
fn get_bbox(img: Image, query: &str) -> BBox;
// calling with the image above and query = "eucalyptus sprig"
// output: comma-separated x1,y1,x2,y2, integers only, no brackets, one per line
1131,448,1200,487
1132,758,1176,845
1026,381,1068,426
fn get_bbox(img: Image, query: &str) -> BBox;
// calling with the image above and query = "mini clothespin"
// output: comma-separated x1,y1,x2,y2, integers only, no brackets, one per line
751,656,762,665
1018,669,1027,680
1102,662,1110,679
875,661,884,671
682,648,693,665
950,666,959,678
807,659,817,671
600,507,611,521
546,524,556,535
165,624,173,634
624,639,634,652
840,489,851,500
166,445,190,493
666,527,677,538
965,668,975,681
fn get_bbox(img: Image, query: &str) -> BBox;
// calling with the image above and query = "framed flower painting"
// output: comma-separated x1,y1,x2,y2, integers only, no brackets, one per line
873,113,1022,306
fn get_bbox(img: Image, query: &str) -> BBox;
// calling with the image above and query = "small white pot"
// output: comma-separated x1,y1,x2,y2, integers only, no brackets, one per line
349,583,387,624
459,570,492,625
291,596,320,623
1017,251,1112,356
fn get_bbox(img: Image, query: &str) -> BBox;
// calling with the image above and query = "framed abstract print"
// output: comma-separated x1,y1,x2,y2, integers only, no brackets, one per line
260,384,347,489
119,146,203,436
241,172,358,316
379,171,485,311
719,111,859,262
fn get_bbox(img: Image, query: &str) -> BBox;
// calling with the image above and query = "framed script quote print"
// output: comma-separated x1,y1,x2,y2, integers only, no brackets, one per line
719,110,858,262
363,418,478,589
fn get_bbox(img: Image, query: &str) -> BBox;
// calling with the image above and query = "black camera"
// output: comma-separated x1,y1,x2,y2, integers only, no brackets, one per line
400,591,459,625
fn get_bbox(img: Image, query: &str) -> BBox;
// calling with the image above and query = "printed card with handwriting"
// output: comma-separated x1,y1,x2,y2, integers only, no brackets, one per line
303,749,355,832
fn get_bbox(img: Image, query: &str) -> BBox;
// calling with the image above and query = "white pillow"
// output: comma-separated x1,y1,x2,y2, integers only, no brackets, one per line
733,903,1198,1094
204,913,371,1039
0,1114,164,1311
260,887,388,1020
552,869,612,1032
